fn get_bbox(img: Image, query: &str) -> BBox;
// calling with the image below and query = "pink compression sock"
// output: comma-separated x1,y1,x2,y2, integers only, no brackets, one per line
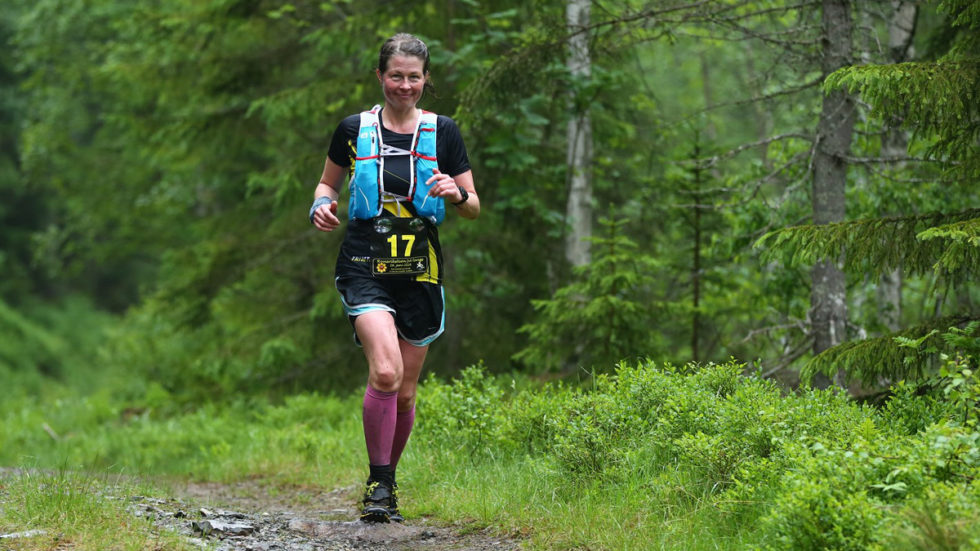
362,386,398,466
390,406,416,469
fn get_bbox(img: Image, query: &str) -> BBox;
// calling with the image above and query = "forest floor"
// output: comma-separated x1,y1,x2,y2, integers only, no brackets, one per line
163,478,522,550
1,470,523,550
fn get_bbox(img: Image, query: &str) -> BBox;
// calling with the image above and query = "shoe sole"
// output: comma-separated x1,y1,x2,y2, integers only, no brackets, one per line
360,506,391,523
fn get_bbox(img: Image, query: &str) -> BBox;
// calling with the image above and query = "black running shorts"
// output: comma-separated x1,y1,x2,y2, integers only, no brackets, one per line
335,275,445,347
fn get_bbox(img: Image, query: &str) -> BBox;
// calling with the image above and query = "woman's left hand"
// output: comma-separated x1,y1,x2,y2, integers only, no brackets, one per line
426,168,464,203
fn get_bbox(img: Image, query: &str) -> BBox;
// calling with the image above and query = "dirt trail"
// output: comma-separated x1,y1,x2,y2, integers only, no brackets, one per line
136,479,522,550
1,469,521,550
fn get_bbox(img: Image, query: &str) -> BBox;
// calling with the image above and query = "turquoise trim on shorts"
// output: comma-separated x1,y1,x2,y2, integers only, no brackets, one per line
340,296,395,317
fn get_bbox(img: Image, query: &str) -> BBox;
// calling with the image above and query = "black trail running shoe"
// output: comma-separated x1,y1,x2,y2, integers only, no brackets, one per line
388,482,403,523
360,480,393,523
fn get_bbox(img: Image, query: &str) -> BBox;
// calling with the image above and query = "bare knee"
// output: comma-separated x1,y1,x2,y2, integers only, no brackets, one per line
369,362,402,392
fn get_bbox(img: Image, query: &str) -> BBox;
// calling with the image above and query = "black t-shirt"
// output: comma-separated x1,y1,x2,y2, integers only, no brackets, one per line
329,110,469,284
327,110,471,198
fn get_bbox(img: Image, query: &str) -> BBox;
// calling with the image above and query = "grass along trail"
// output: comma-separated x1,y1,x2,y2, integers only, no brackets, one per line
0,469,522,551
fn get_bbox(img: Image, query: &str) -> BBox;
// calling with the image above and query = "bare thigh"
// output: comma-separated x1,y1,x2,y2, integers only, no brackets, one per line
355,311,404,392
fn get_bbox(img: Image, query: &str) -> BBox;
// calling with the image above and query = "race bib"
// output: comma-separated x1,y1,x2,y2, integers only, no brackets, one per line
369,217,430,277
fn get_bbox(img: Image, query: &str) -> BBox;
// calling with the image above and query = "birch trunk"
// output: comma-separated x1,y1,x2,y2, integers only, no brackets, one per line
877,1,917,331
565,0,593,268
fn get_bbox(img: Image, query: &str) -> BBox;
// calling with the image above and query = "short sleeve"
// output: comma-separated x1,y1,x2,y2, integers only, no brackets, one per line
327,114,360,171
436,116,471,177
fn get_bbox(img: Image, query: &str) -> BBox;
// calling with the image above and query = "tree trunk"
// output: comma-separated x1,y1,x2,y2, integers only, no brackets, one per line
564,0,593,268
446,0,456,52
810,0,856,387
876,1,917,332
887,0,917,63
698,48,716,142
692,148,703,363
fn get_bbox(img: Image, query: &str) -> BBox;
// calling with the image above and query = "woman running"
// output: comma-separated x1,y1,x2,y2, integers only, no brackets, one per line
309,33,480,523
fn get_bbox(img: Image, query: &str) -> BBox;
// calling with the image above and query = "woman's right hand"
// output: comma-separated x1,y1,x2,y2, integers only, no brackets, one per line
312,200,340,232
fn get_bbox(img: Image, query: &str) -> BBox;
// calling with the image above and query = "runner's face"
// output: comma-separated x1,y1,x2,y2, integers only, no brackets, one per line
378,55,427,110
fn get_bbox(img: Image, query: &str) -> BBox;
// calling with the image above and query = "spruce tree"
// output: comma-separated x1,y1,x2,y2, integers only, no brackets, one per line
758,0,980,386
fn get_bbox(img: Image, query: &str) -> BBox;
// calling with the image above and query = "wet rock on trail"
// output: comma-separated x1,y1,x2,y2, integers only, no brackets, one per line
130,481,521,550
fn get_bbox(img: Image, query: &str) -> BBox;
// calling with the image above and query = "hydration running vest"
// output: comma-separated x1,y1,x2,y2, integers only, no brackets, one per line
348,105,445,225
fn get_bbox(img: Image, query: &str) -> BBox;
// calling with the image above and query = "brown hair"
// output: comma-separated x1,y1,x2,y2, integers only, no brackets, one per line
378,33,430,75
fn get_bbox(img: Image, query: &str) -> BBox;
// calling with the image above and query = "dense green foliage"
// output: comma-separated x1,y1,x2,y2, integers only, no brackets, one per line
757,0,980,384
419,359,980,549
4,358,980,549
514,215,667,371
5,0,976,394
0,0,976,392
2,1,979,548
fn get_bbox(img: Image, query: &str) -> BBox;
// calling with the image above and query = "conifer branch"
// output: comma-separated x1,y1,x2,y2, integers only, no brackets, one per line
802,316,979,386
694,132,813,169
824,59,980,180
838,154,934,165
755,209,980,281
739,320,808,344
686,77,823,126
761,336,812,379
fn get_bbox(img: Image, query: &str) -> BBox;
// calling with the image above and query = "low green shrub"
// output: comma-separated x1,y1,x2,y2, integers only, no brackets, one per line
746,419,980,550
887,481,980,550
879,380,949,435
759,476,889,550
414,357,980,549
417,363,513,459
551,389,629,479
5,353,980,550
496,380,578,455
